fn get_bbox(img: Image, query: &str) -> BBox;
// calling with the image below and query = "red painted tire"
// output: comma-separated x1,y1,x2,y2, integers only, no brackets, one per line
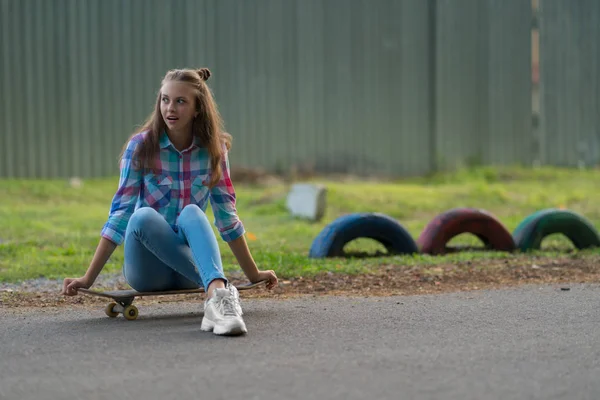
417,208,516,255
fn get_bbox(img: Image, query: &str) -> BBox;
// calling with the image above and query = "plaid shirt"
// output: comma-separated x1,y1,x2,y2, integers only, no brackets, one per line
101,131,245,245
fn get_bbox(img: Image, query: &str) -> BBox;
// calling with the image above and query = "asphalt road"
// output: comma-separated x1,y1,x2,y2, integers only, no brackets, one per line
1,284,599,400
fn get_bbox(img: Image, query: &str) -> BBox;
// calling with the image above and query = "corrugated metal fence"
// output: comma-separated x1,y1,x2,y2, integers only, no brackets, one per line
538,0,600,168
0,0,590,179
434,0,532,170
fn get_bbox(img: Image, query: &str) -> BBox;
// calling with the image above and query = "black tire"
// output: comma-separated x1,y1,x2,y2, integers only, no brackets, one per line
513,208,600,251
308,212,418,258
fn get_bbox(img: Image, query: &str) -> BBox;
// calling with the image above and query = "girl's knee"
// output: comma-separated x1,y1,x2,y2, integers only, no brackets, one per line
129,207,160,228
178,204,212,235
179,204,208,221
126,207,162,237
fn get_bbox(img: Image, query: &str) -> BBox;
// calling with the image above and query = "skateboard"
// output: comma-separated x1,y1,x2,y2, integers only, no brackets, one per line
78,280,267,320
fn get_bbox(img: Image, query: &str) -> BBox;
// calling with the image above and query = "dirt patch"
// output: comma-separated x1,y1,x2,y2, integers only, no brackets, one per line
2,255,600,309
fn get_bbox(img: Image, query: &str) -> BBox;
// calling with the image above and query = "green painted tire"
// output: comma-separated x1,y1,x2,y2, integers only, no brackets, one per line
513,209,600,251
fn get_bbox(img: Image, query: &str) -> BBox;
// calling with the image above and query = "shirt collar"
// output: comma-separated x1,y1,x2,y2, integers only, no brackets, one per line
159,131,171,149
159,131,201,150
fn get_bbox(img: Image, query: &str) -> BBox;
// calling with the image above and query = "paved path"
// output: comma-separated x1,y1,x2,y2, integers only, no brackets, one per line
2,284,599,400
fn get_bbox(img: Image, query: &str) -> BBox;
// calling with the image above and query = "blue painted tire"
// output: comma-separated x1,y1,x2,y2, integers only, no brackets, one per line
308,212,418,258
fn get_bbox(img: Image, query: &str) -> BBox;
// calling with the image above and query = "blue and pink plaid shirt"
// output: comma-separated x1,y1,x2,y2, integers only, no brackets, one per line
101,131,245,245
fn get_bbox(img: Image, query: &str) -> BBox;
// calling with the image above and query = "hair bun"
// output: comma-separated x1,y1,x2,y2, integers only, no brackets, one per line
197,68,211,81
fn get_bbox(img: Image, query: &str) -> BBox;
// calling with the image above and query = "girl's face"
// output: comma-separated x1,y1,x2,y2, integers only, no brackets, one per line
160,81,198,134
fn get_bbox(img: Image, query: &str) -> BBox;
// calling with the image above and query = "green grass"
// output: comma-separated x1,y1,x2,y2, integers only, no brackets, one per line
1,166,600,283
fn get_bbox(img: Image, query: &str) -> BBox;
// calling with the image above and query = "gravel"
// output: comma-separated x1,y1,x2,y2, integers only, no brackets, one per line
0,273,128,293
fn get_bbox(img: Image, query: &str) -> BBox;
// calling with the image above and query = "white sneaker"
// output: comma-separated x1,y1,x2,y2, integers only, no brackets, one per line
201,287,247,336
228,284,243,316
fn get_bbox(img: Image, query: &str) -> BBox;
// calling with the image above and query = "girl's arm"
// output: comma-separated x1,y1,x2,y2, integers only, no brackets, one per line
84,237,118,284
63,237,117,295
63,136,143,295
227,235,259,279
227,235,277,289
209,150,278,289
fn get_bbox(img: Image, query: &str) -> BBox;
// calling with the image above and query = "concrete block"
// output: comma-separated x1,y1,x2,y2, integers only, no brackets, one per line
286,183,327,222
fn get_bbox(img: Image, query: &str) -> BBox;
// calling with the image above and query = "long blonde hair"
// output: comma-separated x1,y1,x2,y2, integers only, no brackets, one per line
121,68,232,188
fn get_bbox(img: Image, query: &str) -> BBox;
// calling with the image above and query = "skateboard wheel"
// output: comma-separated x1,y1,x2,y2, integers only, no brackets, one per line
123,305,139,320
105,302,119,318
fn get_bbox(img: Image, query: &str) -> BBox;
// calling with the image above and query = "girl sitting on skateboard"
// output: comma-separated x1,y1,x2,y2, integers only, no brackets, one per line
62,68,278,336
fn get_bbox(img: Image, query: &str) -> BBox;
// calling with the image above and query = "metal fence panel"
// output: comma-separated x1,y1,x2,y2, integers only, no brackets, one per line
539,0,600,167
215,0,434,177
0,0,534,179
486,0,532,166
435,0,532,169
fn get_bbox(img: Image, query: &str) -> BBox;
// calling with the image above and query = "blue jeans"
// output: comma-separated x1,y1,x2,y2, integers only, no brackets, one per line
123,205,227,292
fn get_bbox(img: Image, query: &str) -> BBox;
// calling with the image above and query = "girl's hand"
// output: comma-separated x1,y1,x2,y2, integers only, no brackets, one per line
252,270,278,290
62,276,93,296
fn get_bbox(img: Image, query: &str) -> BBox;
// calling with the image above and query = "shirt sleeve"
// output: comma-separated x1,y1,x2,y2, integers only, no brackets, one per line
209,149,245,242
100,137,142,245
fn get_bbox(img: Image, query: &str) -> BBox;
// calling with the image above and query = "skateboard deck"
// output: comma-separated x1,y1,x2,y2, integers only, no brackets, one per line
79,280,266,320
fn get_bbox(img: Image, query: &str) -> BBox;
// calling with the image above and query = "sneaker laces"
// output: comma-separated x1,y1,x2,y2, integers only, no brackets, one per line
220,296,238,317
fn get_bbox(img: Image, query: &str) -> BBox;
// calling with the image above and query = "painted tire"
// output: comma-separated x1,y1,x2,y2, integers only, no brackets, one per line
308,212,418,258
513,208,600,251
417,208,516,255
